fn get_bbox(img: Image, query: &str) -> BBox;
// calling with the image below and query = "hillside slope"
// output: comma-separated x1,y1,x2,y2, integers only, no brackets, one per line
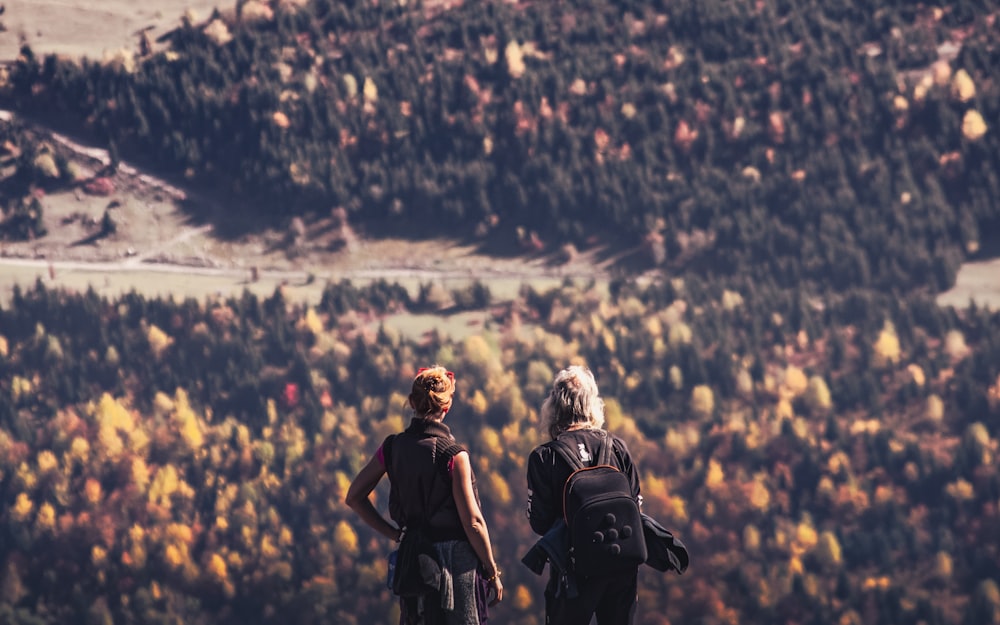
3,0,999,294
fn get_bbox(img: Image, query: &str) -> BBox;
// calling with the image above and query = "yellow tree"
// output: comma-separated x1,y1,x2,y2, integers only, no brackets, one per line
814,530,842,568
146,323,173,359
962,110,988,141
933,551,953,582
333,520,359,556
172,389,205,452
873,321,901,367
804,376,832,415
691,385,715,419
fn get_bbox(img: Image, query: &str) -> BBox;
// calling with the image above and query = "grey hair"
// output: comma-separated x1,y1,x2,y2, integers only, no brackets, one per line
541,365,605,440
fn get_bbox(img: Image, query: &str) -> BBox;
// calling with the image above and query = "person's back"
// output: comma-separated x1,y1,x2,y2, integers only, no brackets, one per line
525,366,643,625
527,428,640,537
385,423,468,543
346,366,503,625
548,429,647,576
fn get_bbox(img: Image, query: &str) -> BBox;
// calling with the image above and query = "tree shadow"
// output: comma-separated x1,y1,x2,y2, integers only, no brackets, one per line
12,107,661,278
69,229,111,247
971,217,1000,261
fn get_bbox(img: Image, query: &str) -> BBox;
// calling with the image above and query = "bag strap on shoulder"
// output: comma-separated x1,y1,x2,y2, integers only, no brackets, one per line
597,431,615,467
553,430,616,470
552,430,621,471
552,437,586,471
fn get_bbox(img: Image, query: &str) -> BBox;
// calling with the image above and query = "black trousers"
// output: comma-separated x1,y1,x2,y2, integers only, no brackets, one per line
544,568,638,625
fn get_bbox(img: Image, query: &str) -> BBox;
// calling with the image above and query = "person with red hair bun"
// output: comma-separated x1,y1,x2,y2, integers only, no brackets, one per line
347,365,503,624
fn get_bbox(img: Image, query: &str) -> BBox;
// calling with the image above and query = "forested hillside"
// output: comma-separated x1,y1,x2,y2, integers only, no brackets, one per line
3,0,999,291
1,279,999,625
2,0,1000,624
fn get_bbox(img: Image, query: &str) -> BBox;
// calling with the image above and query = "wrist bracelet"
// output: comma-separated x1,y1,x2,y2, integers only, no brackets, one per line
483,568,501,583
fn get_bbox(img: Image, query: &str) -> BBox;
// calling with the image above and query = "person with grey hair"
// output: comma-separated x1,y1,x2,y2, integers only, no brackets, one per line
525,365,643,625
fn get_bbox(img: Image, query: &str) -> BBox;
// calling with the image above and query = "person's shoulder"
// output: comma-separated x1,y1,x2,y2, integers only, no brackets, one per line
571,427,612,445
379,433,397,454
546,428,602,447
607,432,637,460
537,432,589,450
606,431,626,445
531,439,556,453
529,439,560,460
436,438,467,459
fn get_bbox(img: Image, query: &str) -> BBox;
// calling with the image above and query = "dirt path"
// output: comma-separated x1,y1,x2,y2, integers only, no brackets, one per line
121,224,214,266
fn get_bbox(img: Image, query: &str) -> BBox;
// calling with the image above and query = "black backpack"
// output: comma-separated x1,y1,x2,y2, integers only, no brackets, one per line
552,432,648,577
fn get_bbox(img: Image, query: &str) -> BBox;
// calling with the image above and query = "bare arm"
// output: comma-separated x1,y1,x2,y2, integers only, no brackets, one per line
451,451,503,605
345,455,403,542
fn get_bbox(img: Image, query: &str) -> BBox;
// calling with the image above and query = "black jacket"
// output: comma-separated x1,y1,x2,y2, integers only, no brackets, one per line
522,514,689,581
641,513,689,574
520,520,580,598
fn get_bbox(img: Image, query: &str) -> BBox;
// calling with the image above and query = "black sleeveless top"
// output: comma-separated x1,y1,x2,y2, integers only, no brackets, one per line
383,418,478,542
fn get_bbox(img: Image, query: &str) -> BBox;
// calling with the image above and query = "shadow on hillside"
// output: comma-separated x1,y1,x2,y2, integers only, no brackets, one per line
8,108,661,275
970,217,1000,261
334,211,655,274
4,107,294,241
174,194,289,241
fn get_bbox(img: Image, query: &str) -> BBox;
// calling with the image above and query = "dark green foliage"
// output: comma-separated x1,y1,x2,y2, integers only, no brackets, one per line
3,0,999,292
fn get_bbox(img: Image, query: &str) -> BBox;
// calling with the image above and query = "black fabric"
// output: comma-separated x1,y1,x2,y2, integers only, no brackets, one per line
522,514,689,580
392,525,441,597
544,566,638,625
551,433,647,577
520,520,580,599
384,418,471,542
641,513,690,574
